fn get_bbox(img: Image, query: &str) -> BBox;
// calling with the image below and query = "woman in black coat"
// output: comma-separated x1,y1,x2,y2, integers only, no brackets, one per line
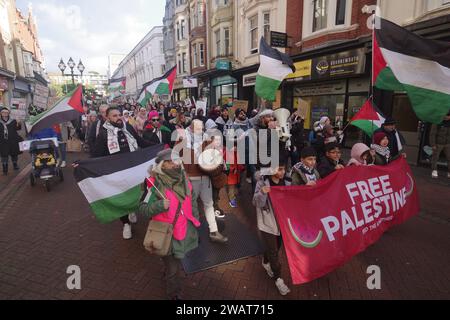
0,108,22,175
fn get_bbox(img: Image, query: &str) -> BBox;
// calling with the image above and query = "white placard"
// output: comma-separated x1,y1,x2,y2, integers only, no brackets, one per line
195,100,207,115
19,138,59,152
183,78,198,88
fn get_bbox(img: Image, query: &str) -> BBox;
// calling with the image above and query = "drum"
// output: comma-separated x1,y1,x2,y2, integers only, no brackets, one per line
198,149,227,189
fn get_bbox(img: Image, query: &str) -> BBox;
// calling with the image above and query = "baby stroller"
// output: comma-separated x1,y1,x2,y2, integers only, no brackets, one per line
30,140,64,192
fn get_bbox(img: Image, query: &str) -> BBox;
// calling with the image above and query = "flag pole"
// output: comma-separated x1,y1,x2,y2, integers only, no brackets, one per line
371,12,376,143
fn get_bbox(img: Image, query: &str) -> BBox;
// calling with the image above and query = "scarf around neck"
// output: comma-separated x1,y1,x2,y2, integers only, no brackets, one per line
153,162,190,202
371,144,390,160
1,117,13,140
103,121,138,154
294,162,318,183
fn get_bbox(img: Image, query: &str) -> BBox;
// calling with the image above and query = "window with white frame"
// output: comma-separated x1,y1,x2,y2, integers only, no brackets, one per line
215,30,221,57
263,12,271,43
224,28,230,56
177,54,182,73
335,0,346,25
176,21,180,40
313,0,328,32
182,52,187,73
181,19,186,39
250,15,258,54
199,42,205,66
193,44,198,68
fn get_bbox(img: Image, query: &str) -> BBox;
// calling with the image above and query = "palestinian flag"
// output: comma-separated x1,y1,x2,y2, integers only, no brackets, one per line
138,87,152,107
374,18,450,124
256,38,295,101
138,66,177,106
350,100,385,137
26,85,84,135
108,77,126,93
74,144,164,223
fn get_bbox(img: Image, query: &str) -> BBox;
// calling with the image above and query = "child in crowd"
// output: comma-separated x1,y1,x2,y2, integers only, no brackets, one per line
291,147,321,186
372,132,394,165
253,163,291,296
317,142,346,178
347,143,376,167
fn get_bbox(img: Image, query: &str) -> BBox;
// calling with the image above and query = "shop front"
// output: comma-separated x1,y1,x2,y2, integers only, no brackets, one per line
211,75,238,107
284,47,369,148
172,77,190,103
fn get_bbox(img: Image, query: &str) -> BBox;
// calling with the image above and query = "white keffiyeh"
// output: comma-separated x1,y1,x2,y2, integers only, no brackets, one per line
103,121,138,154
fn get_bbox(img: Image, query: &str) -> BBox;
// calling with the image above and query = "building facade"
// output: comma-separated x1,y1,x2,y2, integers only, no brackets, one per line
188,0,207,99
172,0,191,101
163,0,176,71
108,54,126,80
112,26,165,97
234,0,287,109
0,0,47,116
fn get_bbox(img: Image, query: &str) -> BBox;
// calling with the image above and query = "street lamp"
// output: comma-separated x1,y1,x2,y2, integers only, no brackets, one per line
58,57,85,86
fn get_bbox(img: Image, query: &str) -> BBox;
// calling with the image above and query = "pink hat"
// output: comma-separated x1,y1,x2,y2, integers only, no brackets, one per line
148,111,159,119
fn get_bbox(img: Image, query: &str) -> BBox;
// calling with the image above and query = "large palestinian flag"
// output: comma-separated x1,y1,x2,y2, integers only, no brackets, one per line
26,85,84,135
374,18,450,124
350,99,385,137
138,66,177,106
74,144,164,223
256,38,295,102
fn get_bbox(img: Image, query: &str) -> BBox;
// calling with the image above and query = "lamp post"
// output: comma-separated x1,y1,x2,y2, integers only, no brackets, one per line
58,58,86,92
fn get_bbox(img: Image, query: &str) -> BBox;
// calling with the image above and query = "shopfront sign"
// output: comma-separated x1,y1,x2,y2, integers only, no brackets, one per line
270,31,288,48
216,60,231,71
243,73,257,87
287,48,366,83
312,48,366,79
212,75,236,87
286,60,312,81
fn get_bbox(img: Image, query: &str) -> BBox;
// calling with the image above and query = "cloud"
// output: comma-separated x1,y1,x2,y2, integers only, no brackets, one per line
17,0,165,74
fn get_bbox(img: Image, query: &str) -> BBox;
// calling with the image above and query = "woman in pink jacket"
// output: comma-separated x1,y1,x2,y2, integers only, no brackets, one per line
138,148,200,300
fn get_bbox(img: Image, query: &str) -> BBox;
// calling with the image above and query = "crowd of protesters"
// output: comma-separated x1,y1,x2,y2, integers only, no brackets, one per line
1,98,449,299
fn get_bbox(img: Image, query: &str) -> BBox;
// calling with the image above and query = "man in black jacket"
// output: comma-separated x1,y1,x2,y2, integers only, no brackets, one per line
87,104,108,157
374,117,406,159
93,106,152,240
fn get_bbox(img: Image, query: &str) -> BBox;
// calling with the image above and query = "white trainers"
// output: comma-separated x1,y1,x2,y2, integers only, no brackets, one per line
262,260,274,278
275,278,291,296
128,213,138,224
432,170,438,179
61,161,67,168
246,177,252,184
122,224,132,240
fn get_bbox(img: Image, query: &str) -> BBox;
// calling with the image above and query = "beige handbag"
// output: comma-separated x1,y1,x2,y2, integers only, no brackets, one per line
67,137,82,153
143,200,182,256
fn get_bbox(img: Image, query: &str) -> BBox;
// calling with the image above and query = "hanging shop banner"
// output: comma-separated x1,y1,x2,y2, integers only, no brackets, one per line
270,31,288,48
286,60,312,81
269,158,420,285
183,77,198,88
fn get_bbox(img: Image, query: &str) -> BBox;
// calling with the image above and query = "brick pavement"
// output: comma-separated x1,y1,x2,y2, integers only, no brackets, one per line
0,151,449,300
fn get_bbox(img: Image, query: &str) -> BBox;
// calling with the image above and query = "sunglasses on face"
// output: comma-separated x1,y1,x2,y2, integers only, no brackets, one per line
151,118,159,122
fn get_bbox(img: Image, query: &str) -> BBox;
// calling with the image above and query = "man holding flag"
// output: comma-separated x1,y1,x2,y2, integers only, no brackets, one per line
92,106,153,240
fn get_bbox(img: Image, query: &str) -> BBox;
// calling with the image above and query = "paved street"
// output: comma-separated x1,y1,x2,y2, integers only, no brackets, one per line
0,151,449,300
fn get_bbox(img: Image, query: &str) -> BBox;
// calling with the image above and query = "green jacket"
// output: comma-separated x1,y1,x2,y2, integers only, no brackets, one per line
430,124,450,146
138,199,199,260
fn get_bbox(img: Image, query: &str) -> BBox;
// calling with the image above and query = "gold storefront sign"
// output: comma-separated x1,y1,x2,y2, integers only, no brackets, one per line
286,60,312,79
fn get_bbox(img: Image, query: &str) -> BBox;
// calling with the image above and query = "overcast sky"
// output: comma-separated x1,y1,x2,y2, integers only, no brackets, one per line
16,0,166,74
